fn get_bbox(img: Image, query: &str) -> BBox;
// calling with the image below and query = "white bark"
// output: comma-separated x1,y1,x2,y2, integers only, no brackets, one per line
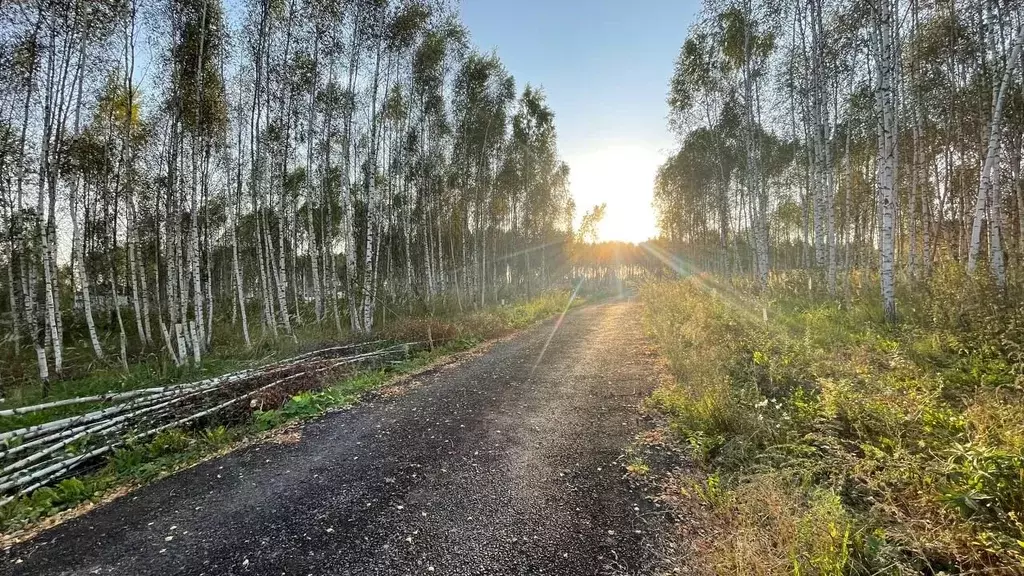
5,255,17,350
231,224,251,348
343,33,361,333
361,193,378,332
190,185,206,352
320,81,343,335
258,211,277,335
304,36,324,322
274,0,296,338
160,319,182,367
128,222,146,346
109,268,129,370
231,142,251,347
967,16,1024,284
70,176,103,359
872,0,898,323
275,207,293,335
36,38,61,378
742,0,769,289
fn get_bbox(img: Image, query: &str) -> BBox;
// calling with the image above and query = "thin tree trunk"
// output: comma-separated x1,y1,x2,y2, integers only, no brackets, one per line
968,18,1024,282
872,0,898,322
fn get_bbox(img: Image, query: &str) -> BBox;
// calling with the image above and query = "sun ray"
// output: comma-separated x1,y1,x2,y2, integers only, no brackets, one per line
530,279,584,377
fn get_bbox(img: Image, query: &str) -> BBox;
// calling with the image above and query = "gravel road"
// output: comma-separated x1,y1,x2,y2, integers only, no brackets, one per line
4,300,660,576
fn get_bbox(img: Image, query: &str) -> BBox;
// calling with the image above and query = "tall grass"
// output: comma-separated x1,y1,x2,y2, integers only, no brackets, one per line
642,269,1024,574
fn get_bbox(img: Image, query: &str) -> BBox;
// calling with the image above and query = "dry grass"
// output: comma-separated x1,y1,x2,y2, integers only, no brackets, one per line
641,272,1024,574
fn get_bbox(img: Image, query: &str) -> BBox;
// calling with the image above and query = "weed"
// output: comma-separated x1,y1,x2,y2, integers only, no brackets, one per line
201,426,233,448
53,478,92,506
642,274,1024,573
110,445,146,474
625,456,651,478
148,430,191,457
252,409,285,432
693,473,726,507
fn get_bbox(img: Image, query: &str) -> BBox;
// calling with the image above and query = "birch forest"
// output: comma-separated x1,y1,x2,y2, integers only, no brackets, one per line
655,0,1024,321
0,0,576,384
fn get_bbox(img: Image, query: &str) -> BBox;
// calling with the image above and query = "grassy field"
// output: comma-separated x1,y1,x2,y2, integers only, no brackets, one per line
0,291,580,538
640,269,1024,574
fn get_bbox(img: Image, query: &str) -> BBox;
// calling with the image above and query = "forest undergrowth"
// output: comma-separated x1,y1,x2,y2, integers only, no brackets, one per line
641,268,1024,574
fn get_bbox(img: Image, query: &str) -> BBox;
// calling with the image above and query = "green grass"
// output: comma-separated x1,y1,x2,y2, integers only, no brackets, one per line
0,319,361,431
1,290,581,430
1,318,348,405
641,270,1024,575
0,291,580,538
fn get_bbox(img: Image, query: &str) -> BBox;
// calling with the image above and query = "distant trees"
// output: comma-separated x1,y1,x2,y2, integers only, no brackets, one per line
656,0,1024,320
0,0,574,383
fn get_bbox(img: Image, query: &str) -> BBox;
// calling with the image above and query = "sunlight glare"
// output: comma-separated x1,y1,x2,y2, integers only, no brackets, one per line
567,145,663,243
530,280,583,377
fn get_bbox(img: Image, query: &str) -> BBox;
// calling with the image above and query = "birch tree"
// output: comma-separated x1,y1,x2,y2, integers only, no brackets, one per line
0,0,577,379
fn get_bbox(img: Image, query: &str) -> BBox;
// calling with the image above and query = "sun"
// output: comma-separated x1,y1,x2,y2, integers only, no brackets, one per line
567,144,662,243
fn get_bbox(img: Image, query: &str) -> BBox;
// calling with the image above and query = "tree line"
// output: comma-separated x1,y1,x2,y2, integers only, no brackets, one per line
0,0,576,383
655,0,1024,321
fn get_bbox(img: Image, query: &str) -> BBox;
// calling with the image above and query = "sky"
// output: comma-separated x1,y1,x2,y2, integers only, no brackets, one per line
459,0,702,243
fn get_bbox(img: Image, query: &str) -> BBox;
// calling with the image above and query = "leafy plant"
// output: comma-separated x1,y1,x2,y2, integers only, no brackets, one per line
110,445,146,474
625,456,651,478
201,426,233,448
148,430,191,457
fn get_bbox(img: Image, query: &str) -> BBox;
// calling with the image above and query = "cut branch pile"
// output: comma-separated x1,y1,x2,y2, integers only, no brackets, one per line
0,340,426,506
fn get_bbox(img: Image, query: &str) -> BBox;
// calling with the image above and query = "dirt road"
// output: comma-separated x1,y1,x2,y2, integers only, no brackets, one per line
4,301,660,575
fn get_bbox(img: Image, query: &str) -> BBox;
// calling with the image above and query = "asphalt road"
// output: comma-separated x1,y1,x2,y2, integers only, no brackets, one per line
5,301,660,576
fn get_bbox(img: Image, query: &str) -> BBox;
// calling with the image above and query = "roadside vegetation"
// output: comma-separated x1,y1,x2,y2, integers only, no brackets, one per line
648,0,1024,571
641,272,1024,574
0,291,577,540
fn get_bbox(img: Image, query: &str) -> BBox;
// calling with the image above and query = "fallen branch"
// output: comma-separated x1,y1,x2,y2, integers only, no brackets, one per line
0,340,424,502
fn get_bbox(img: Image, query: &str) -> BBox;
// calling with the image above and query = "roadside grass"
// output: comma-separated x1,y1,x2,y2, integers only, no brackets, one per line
640,268,1024,574
0,291,579,540
0,291,579,431
1,321,344,411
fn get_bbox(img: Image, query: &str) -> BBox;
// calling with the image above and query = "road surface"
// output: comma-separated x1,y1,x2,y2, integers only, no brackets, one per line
4,301,660,576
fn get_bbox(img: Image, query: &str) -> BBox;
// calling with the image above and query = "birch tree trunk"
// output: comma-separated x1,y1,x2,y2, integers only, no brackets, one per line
36,34,62,377
743,0,769,289
232,114,251,348
5,253,18,352
304,36,324,322
872,0,899,323
109,269,129,370
128,230,146,346
967,16,1023,284
231,210,251,348
70,175,103,359
343,22,362,332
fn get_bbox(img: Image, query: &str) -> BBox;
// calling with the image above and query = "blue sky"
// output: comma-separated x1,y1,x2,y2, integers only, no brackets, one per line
459,0,701,242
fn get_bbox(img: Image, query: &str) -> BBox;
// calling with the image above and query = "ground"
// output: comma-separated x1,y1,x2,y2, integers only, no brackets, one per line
3,301,662,576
